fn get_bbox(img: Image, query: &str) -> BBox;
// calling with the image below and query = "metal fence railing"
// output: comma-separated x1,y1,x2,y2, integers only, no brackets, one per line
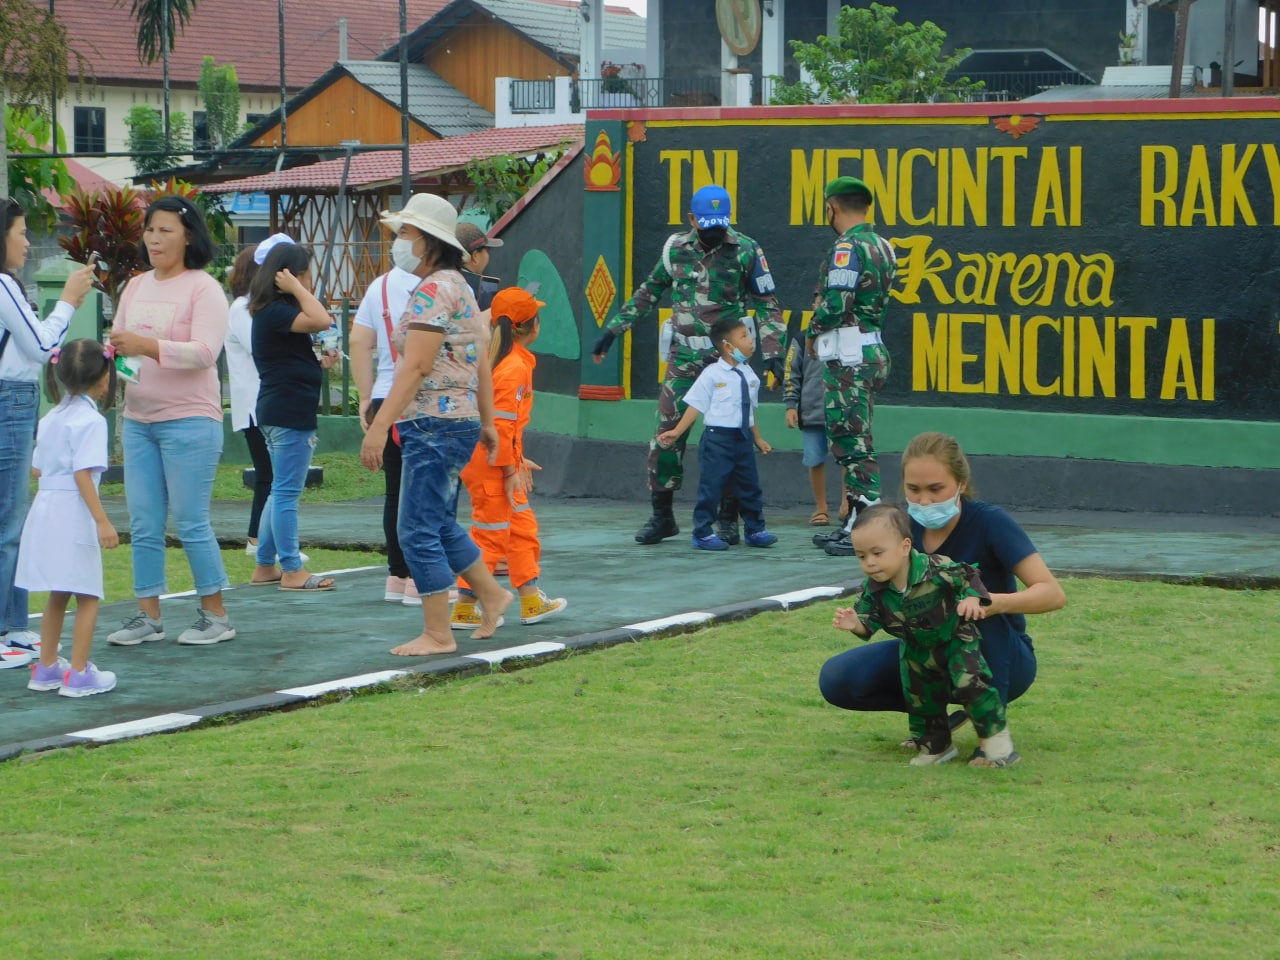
952,70,1095,101
509,77,724,114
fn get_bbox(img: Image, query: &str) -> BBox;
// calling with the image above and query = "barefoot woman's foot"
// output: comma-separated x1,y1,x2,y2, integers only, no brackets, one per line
471,587,514,641
390,631,458,657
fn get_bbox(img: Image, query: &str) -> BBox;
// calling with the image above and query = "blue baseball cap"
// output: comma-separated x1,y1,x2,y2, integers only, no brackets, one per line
690,185,732,228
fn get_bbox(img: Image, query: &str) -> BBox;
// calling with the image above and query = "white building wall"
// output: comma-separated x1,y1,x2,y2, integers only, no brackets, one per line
47,84,282,185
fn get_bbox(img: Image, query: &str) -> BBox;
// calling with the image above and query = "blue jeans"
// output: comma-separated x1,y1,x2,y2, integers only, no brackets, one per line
256,425,316,573
124,416,228,598
818,623,1038,714
397,416,482,597
0,380,38,632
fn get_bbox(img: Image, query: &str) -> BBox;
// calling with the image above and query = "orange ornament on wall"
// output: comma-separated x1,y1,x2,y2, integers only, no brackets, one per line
584,129,622,192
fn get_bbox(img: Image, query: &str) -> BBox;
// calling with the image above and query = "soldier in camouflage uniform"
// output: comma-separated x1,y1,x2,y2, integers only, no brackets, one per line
593,185,786,544
806,176,896,558
833,504,1019,768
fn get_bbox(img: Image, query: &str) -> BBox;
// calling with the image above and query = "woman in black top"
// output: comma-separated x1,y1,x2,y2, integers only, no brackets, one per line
248,242,339,591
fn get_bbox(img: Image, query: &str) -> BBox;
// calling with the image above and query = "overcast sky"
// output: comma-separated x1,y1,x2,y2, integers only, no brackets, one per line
614,0,647,15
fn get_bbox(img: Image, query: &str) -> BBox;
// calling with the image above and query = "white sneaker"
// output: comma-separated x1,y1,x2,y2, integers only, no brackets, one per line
3,629,43,653
1,645,34,670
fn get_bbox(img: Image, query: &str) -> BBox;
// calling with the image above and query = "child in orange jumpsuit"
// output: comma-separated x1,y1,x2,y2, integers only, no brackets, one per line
453,288,568,628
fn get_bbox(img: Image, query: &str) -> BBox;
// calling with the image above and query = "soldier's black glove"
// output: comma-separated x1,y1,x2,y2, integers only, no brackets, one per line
591,329,617,360
763,355,785,388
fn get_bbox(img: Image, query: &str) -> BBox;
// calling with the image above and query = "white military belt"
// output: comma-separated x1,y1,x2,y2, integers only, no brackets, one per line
813,327,882,365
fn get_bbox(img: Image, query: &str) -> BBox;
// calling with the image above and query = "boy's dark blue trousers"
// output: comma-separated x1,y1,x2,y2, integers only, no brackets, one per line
693,426,765,539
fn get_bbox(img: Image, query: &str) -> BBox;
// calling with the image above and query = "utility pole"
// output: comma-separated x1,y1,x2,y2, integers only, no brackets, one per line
400,0,410,204
1169,0,1192,98
278,0,288,149
1222,0,1236,95
162,0,171,143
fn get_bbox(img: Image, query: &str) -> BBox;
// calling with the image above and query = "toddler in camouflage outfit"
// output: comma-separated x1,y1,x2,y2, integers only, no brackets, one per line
832,503,1020,768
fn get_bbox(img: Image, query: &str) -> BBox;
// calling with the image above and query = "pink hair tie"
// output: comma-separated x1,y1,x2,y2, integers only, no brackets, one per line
49,346,60,365
104,343,116,360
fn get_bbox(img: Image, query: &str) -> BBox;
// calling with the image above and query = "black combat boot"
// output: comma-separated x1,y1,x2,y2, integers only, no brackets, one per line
635,490,680,544
716,493,741,545
822,496,878,556
812,494,858,547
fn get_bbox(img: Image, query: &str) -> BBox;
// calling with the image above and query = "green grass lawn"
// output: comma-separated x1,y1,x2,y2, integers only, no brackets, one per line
97,451,385,505
2,578,1277,959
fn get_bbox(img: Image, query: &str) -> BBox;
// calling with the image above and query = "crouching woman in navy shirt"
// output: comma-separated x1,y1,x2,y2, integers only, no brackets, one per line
819,432,1066,748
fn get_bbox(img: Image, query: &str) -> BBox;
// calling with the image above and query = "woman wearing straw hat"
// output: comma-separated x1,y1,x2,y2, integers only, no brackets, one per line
360,194,513,655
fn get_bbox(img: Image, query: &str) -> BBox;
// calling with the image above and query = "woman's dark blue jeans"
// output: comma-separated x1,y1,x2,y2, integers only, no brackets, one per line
396,415,482,597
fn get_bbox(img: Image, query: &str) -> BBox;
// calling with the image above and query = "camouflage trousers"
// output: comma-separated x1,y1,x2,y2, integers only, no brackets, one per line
823,344,890,502
648,356,715,492
902,634,1006,741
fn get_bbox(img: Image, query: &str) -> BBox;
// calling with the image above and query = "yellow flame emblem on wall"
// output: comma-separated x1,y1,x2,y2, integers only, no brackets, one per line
583,129,622,192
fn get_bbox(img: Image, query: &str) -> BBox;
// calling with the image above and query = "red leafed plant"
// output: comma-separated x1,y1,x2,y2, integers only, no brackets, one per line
57,184,146,311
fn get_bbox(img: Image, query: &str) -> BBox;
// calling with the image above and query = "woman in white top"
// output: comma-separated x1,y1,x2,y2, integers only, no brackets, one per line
224,246,272,554
0,197,94,667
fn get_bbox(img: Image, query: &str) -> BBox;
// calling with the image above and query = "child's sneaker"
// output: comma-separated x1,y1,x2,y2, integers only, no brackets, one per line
176,609,236,645
402,581,423,606
384,575,408,603
745,530,778,548
107,613,165,646
28,658,70,691
58,663,117,698
0,644,34,670
909,743,959,766
520,590,567,625
691,534,730,551
450,598,504,631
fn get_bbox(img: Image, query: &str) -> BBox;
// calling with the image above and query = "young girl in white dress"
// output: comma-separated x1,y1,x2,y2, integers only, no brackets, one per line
18,339,121,697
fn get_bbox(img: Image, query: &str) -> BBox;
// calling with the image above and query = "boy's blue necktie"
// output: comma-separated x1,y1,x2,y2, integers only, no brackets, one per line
732,366,751,439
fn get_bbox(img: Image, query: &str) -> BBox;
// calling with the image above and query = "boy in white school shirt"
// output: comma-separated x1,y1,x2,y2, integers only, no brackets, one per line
657,317,778,551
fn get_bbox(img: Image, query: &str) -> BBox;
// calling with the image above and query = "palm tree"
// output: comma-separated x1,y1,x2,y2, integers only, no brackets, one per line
126,0,199,148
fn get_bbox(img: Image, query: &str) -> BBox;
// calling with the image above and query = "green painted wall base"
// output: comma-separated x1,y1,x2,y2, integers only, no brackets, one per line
221,398,1280,472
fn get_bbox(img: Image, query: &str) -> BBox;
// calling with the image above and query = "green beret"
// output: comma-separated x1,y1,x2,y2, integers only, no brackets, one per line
825,176,874,205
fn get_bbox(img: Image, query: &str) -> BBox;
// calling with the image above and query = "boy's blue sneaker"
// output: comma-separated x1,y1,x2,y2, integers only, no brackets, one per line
745,531,778,548
691,534,730,551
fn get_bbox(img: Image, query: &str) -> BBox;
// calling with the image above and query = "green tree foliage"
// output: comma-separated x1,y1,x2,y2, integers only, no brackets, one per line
465,145,571,224
198,55,240,149
769,3,981,105
124,0,198,65
2,0,90,202
125,104,192,175
6,106,73,230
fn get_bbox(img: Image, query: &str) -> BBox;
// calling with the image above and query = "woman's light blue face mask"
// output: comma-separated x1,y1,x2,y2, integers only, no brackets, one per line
907,491,962,529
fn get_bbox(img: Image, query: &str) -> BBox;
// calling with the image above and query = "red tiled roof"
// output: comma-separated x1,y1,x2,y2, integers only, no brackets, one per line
209,124,584,193
44,0,639,92
42,0,448,90
44,158,122,208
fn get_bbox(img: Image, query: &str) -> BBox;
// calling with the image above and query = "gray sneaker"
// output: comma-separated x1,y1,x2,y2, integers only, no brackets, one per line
107,613,166,646
176,609,236,646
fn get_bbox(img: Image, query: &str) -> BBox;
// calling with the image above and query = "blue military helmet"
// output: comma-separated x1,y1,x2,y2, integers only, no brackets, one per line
690,185,732,228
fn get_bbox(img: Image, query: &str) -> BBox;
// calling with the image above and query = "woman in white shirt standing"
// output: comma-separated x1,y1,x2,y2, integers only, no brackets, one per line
225,245,271,557
0,198,94,669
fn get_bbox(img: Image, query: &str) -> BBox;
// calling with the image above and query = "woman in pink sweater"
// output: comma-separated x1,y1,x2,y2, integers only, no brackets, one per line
106,196,235,648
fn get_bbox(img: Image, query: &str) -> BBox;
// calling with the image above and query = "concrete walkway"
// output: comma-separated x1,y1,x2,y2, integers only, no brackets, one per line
4,495,1278,760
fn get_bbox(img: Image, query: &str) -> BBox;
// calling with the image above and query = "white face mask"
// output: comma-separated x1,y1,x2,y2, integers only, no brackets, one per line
391,237,421,274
